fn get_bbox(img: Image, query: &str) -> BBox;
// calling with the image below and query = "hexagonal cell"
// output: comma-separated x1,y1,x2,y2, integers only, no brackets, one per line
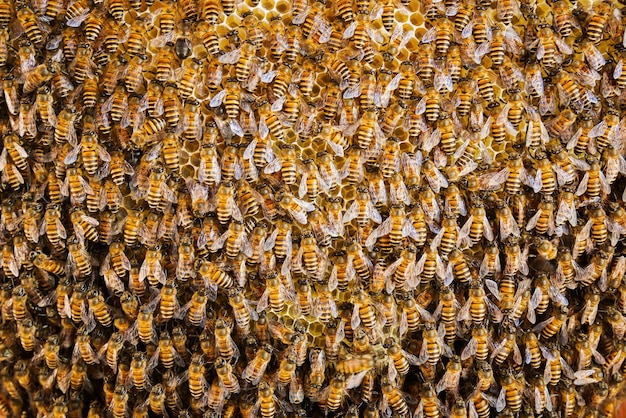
184,139,200,154
181,164,196,180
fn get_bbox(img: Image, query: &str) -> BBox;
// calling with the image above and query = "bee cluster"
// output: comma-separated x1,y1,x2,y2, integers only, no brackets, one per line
3,0,626,415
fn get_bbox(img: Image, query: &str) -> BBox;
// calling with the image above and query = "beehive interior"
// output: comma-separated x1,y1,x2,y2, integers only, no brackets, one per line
1,0,626,416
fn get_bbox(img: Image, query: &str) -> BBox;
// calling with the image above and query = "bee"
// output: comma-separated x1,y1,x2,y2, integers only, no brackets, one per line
295,233,326,278
129,351,156,390
143,164,177,211
257,271,291,314
586,0,617,44
109,386,129,418
415,85,442,123
102,332,124,372
156,279,178,322
74,325,100,365
54,106,78,145
66,236,92,279
151,332,184,370
380,376,410,416
264,144,299,186
213,318,239,361
298,159,329,201
212,358,240,395
366,204,421,250
135,303,158,345
534,22,572,70
86,289,112,328
451,79,477,118
148,384,168,416
35,86,57,127
552,72,583,113
16,4,45,45
23,63,55,96
424,18,456,57
227,287,256,335
580,287,601,325
66,167,95,209
182,354,207,400
414,383,443,418
540,344,565,386
497,373,523,412
458,202,493,248
68,207,99,243
16,318,36,352
576,156,610,200
323,372,363,413
492,325,522,365
586,203,609,246
526,195,555,236
472,66,498,104
350,287,382,332
241,344,273,385
383,336,419,378
215,181,243,225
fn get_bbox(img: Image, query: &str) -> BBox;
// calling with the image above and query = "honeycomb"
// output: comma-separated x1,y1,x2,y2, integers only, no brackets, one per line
2,0,626,416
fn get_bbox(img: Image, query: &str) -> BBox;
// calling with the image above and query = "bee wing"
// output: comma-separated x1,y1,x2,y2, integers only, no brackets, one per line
365,217,392,249
461,337,477,361
342,200,359,224
555,36,572,54
256,288,270,314
485,296,503,323
366,26,385,44
614,60,624,79
218,47,242,64
63,144,82,165
575,172,590,196
536,41,545,60
478,168,509,191
350,302,362,330
474,41,491,62
210,230,230,252
285,207,307,225
423,129,441,153
264,157,283,174
485,279,500,301
421,26,436,44
209,89,227,108
343,21,357,39
298,172,309,199
345,369,368,390
461,20,474,39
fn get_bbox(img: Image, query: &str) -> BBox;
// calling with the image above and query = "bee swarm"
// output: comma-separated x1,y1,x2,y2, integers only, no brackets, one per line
2,0,626,416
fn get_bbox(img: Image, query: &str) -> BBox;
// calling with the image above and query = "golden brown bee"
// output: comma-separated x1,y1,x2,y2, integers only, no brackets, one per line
498,373,523,412
17,4,45,45
380,376,410,416
241,344,273,385
54,105,78,145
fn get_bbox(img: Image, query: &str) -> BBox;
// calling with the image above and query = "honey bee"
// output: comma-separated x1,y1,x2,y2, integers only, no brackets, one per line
241,344,273,385
263,144,298,186
586,0,618,44
383,336,419,378
210,220,252,260
365,204,421,249
16,4,46,45
54,105,78,146
86,288,112,329
496,372,523,413
67,236,92,279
